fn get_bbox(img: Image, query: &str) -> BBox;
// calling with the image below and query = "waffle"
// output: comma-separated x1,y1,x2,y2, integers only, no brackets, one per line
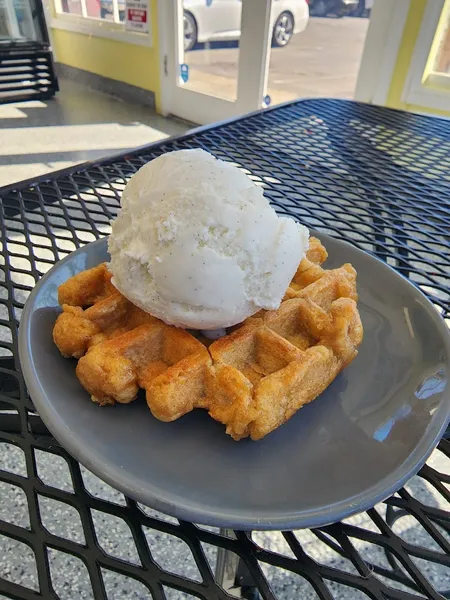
53,238,363,440
58,263,116,307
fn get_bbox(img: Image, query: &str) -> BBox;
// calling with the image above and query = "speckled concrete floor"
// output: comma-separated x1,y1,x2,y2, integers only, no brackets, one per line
0,79,189,188
0,82,449,600
0,441,449,599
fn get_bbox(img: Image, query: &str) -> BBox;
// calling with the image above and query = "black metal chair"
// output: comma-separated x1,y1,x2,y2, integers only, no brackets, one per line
0,37,58,104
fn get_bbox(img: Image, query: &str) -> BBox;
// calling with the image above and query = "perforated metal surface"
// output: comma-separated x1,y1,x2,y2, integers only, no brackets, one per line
0,99,449,600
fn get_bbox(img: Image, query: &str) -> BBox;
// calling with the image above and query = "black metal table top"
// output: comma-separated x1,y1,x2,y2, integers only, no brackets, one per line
0,98,449,600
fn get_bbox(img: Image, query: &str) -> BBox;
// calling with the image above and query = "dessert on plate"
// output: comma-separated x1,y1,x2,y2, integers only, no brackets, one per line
53,149,363,440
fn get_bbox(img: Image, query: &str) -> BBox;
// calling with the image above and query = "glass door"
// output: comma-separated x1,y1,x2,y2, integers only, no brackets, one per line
162,0,273,124
264,3,370,108
0,0,49,41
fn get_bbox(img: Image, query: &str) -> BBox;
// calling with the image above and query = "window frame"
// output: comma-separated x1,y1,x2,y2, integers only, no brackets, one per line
354,0,411,106
46,0,153,47
402,0,450,111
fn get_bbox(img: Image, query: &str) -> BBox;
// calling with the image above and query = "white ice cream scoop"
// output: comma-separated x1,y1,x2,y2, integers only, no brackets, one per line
108,148,309,330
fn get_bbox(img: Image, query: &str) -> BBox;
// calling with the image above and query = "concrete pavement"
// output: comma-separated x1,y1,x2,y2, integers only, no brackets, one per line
184,17,369,105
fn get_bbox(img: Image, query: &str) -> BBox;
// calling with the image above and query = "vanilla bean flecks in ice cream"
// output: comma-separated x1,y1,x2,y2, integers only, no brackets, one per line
108,149,309,330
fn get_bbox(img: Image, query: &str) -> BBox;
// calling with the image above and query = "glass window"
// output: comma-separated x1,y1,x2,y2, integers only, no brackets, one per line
55,0,126,24
59,0,82,16
399,0,450,114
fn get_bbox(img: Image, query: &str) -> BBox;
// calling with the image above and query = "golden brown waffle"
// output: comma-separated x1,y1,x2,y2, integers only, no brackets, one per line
53,294,158,359
58,263,116,307
53,238,363,440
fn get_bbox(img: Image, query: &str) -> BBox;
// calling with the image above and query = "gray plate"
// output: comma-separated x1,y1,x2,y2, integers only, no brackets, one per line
19,233,450,530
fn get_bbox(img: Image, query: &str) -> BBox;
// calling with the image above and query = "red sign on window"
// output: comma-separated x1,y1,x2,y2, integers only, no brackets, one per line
127,8,147,23
125,0,149,33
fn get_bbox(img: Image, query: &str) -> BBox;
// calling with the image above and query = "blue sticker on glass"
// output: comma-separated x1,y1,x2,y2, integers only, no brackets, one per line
180,64,189,83
264,94,271,106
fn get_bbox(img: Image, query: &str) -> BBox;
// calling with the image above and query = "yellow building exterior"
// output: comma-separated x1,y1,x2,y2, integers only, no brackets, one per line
387,0,450,116
50,0,162,111
50,0,450,119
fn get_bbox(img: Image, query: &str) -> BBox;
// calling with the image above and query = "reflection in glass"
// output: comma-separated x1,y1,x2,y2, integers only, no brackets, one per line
98,0,125,21
58,0,125,23
0,0,38,38
60,0,82,15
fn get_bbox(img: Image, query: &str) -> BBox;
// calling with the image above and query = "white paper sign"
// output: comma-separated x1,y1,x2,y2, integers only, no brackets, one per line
126,0,149,34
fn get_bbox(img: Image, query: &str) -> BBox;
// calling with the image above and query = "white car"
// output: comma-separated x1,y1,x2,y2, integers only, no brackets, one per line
183,0,309,51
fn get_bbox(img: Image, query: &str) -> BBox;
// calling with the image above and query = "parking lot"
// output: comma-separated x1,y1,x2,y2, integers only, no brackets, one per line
185,16,370,105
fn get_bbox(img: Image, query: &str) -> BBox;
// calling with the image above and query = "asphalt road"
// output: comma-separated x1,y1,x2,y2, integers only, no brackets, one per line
186,16,369,105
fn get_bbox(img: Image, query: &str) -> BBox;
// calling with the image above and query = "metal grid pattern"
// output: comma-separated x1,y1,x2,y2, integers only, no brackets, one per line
0,39,58,104
0,99,449,600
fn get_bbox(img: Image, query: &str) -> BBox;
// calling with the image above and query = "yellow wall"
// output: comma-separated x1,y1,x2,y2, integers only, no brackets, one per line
386,0,450,116
51,0,161,111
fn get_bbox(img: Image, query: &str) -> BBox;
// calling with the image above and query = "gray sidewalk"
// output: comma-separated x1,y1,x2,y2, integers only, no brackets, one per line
0,79,189,188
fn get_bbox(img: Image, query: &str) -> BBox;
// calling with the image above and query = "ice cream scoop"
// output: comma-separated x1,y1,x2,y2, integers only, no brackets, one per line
108,149,309,330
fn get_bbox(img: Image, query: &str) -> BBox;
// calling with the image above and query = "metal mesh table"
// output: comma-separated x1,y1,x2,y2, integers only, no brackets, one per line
0,98,449,600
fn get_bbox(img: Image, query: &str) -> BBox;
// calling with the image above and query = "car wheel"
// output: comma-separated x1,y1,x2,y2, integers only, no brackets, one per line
272,12,294,48
311,0,329,17
184,11,198,52
350,0,366,17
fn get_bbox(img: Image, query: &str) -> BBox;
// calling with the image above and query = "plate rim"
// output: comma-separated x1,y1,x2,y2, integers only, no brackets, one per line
19,233,450,530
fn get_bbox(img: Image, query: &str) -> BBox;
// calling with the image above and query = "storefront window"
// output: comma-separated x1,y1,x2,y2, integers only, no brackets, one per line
56,0,125,24
59,0,82,16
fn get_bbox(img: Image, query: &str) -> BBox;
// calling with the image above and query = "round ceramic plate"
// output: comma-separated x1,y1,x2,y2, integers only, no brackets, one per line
19,233,450,530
